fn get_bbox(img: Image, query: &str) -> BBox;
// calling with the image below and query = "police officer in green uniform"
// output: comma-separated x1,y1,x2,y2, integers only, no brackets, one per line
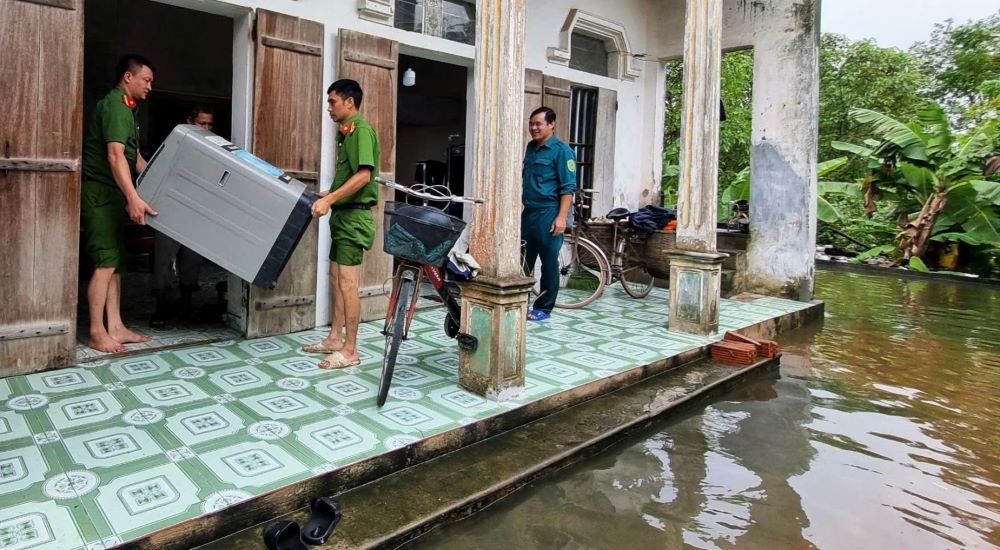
522,106,577,321
308,79,380,369
80,54,158,353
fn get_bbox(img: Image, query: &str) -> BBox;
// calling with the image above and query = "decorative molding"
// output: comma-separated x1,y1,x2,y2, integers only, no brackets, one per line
546,9,641,81
423,0,444,38
357,0,393,25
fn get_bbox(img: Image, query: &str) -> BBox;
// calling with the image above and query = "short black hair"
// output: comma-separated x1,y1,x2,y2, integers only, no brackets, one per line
327,79,363,108
530,106,556,124
114,54,155,84
188,104,214,119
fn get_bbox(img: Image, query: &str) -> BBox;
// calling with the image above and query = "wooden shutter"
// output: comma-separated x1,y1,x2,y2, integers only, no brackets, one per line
523,68,542,147
338,30,398,321
542,75,571,142
246,9,323,338
593,88,617,217
0,0,83,374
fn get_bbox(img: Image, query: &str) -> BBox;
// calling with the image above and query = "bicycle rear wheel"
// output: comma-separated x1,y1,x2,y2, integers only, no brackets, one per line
619,260,655,298
379,277,414,407
555,236,608,309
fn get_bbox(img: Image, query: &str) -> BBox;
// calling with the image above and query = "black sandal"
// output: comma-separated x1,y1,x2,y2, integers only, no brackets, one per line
263,520,308,550
301,497,342,546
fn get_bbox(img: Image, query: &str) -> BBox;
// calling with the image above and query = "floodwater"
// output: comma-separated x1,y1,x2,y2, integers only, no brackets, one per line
411,270,1000,549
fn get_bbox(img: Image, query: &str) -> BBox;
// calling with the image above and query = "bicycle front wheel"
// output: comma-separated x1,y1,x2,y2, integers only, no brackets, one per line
555,236,608,309
379,277,414,407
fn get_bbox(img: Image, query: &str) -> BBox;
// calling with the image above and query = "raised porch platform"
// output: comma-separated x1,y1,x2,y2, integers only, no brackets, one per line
0,287,820,550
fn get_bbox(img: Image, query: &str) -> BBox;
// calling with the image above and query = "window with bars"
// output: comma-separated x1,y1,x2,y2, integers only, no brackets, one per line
569,87,598,215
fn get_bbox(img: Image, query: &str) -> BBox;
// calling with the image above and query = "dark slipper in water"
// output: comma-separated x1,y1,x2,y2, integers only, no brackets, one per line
301,497,342,546
263,520,308,550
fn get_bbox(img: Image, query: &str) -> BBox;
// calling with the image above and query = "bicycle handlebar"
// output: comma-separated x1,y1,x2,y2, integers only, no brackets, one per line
375,177,485,204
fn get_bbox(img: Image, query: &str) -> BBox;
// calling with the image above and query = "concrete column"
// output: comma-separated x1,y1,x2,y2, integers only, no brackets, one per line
746,1,821,301
668,0,726,336
459,0,533,399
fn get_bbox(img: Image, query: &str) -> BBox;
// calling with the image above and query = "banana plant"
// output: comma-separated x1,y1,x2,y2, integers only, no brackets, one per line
832,101,1000,262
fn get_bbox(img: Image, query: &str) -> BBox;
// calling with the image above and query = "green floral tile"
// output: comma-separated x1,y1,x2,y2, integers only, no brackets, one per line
0,286,812,547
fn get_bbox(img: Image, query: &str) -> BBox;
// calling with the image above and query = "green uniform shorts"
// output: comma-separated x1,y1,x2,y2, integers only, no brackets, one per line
81,180,127,272
328,209,375,266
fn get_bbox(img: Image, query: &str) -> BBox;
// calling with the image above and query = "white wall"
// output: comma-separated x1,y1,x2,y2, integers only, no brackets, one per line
149,0,702,322
525,0,662,211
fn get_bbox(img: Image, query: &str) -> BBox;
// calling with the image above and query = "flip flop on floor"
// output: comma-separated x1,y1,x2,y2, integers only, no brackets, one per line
302,342,340,354
527,308,550,321
263,520,308,550
301,497,342,546
319,351,362,370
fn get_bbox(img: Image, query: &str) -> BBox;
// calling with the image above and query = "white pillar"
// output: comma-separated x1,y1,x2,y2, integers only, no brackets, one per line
669,0,727,335
459,0,533,398
746,1,821,301
676,0,722,252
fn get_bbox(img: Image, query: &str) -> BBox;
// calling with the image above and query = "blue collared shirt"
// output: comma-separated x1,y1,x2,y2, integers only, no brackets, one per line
522,134,577,209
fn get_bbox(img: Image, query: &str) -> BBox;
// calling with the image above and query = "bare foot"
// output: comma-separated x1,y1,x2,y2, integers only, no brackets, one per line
109,327,151,344
88,332,125,353
302,339,344,354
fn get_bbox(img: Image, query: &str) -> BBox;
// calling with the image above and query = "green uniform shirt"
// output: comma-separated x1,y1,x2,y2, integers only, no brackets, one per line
331,113,380,204
522,134,577,209
82,86,139,188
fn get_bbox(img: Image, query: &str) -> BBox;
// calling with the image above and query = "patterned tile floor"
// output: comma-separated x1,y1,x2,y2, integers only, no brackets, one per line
0,287,812,549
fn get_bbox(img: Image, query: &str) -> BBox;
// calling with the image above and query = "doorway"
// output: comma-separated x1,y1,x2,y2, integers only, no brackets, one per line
78,0,240,361
395,54,468,218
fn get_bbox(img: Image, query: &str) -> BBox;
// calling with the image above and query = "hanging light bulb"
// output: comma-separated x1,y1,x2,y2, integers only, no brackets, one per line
403,66,416,87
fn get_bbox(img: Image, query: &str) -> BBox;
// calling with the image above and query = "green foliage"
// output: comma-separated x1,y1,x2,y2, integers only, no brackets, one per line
820,34,932,181
908,256,930,271
911,11,1000,127
852,244,897,263
662,50,753,206
837,101,1000,263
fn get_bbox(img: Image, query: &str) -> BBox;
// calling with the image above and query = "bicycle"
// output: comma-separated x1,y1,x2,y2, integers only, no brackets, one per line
526,190,656,309
374,176,484,407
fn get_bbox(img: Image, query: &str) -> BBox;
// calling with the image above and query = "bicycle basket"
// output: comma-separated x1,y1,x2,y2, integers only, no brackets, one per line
383,201,466,265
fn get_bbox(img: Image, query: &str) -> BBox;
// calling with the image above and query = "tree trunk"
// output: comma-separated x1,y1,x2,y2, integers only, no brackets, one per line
898,191,947,261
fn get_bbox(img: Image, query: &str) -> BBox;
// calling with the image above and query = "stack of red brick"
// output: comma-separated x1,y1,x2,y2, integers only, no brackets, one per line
709,331,780,365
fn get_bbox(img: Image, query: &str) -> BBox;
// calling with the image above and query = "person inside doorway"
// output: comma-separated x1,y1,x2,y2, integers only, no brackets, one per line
307,79,380,369
80,54,158,352
522,106,577,321
149,104,213,328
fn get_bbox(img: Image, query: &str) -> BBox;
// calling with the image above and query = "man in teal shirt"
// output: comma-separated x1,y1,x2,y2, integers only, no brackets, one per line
522,106,577,321
80,54,158,352
308,79,380,369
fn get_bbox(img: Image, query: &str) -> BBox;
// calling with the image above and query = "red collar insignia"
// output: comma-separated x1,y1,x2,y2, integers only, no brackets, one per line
122,94,136,109
340,122,357,136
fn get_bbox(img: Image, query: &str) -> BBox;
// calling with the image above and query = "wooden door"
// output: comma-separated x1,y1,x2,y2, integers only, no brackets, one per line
542,75,572,143
0,0,83,374
523,68,542,147
594,88,617,217
337,29,398,321
245,9,323,338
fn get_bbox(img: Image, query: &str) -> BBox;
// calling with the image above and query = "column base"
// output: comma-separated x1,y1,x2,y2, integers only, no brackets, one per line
667,251,727,335
458,275,535,400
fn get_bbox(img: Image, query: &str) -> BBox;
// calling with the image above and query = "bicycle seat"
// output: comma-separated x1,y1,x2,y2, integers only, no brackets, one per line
607,207,630,221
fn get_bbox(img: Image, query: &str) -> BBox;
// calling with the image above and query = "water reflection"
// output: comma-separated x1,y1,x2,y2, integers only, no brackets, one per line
410,270,1000,549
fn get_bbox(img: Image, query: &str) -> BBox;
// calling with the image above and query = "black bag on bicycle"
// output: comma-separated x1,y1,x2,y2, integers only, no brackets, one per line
383,202,466,266
628,205,676,236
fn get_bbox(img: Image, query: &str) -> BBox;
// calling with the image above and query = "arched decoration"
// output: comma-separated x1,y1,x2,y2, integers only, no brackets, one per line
547,9,642,81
